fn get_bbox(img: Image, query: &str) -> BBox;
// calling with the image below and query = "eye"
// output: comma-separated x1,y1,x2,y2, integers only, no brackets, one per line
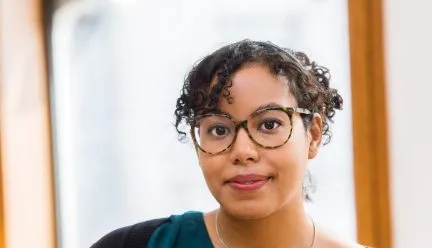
258,120,281,132
208,125,230,137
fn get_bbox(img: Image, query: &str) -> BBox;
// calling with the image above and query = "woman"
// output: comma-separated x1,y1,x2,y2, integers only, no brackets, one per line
92,40,367,248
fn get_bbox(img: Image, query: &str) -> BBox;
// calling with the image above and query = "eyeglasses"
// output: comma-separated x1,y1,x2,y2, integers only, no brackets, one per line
191,107,313,155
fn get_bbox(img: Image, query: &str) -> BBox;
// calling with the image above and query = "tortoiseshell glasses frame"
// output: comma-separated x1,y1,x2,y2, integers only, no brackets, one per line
191,106,313,155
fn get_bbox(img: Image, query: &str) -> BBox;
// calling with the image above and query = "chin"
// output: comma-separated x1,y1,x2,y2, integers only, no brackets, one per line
222,200,277,220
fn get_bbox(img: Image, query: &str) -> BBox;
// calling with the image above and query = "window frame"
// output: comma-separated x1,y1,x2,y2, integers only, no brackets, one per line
0,0,393,247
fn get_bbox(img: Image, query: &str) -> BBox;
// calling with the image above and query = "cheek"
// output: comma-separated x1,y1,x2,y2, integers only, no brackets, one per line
266,147,306,174
266,131,309,176
197,152,226,187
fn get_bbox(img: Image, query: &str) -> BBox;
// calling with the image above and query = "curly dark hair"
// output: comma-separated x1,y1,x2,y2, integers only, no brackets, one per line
175,40,343,142
174,40,343,200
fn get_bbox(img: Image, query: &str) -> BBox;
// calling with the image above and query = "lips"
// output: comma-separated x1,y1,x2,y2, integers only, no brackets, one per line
227,174,270,183
226,174,272,192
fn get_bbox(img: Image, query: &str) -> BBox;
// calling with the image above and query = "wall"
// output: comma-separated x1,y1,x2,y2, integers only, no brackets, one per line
384,0,432,247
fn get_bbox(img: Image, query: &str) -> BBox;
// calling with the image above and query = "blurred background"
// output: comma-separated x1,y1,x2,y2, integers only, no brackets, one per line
0,0,431,248
50,1,354,248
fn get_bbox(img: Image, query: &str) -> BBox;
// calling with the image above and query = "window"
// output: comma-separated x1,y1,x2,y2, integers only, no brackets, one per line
50,1,356,247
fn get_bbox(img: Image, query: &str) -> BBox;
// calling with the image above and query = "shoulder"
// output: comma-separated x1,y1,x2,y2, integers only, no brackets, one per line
315,225,370,248
90,217,169,248
149,211,205,247
91,211,206,248
147,211,210,247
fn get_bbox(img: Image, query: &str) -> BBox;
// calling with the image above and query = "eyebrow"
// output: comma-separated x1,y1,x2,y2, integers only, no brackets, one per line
250,103,284,117
205,102,285,119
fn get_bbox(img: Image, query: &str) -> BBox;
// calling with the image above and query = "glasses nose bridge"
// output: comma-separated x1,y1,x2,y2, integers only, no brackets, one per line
232,119,254,142
234,119,249,133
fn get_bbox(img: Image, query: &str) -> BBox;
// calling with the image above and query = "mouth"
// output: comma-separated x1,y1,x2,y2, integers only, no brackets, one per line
225,175,273,192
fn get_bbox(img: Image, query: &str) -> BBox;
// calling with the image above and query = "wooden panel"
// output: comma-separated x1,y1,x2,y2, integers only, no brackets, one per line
348,0,393,247
0,4,7,247
0,137,4,248
0,0,57,247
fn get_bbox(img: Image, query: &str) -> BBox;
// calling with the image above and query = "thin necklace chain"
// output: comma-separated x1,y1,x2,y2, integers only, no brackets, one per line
215,210,316,248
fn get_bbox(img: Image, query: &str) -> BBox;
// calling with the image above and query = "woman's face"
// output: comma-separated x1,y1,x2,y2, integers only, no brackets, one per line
196,63,322,219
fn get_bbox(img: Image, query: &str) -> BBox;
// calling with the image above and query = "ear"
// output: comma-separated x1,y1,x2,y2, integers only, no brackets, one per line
191,135,200,156
190,130,204,166
194,145,204,168
307,113,323,159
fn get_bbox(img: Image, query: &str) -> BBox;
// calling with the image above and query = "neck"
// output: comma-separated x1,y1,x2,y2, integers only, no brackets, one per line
215,200,314,248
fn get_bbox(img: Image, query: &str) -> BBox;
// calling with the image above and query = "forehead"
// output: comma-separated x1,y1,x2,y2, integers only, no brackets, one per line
217,64,297,119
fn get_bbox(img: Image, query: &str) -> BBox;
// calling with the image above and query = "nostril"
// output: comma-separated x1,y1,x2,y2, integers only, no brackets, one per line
233,156,257,166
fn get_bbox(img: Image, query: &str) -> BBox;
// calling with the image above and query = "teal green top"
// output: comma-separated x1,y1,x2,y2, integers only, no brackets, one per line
147,211,370,248
148,211,214,248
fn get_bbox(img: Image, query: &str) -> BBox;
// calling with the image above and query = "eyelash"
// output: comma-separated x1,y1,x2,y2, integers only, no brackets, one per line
207,125,231,136
258,119,283,131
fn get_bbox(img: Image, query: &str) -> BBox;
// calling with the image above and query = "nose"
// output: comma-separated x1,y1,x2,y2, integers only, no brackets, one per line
229,127,260,166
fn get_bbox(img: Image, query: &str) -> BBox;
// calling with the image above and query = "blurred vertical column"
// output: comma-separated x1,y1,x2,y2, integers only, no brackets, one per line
51,1,125,247
0,0,57,247
348,0,392,247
